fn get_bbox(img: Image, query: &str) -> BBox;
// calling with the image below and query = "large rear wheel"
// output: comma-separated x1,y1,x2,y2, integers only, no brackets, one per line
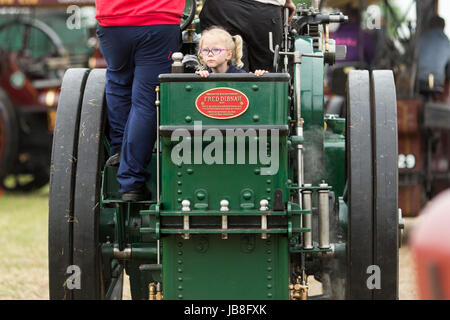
49,68,89,300
49,68,123,299
346,70,374,300
72,68,107,299
345,70,399,299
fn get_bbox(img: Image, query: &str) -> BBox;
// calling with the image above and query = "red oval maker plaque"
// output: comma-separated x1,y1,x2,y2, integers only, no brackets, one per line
195,87,249,119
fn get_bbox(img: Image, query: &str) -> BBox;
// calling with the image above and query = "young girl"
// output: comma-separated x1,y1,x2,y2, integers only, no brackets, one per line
196,27,267,77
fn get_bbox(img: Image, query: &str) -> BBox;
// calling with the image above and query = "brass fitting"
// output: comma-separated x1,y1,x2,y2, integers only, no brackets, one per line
290,277,309,300
149,282,163,300
156,282,163,300
149,283,156,300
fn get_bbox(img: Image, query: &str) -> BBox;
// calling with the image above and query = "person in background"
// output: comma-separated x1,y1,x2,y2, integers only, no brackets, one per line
95,0,184,201
330,6,375,66
325,5,375,115
417,15,450,92
199,0,296,72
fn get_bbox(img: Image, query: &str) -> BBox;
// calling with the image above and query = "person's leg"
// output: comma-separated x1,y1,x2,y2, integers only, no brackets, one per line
117,25,181,194
199,0,250,70
243,2,282,71
97,25,136,156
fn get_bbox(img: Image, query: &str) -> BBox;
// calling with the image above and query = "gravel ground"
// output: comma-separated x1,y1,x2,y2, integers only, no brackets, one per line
305,217,420,299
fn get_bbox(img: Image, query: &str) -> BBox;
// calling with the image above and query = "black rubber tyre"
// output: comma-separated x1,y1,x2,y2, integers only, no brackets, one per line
0,88,18,184
346,70,374,300
49,68,124,300
49,68,90,300
345,70,399,300
370,70,399,300
71,68,107,299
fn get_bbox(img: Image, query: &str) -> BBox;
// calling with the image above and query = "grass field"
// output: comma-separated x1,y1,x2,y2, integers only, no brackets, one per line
0,185,50,300
0,184,417,300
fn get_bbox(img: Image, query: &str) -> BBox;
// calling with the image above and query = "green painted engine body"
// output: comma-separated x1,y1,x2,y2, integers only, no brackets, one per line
159,77,289,212
99,35,347,300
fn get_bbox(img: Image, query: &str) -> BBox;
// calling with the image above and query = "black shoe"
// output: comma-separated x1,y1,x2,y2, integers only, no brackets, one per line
105,152,120,167
121,185,151,202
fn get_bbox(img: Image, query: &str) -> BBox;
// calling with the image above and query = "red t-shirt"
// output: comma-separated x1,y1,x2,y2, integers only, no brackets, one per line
95,0,185,27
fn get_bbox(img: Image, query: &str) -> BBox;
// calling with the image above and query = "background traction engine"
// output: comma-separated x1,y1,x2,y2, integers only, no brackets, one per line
49,5,400,300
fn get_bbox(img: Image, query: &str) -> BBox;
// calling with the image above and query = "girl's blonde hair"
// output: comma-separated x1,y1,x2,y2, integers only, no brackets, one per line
198,26,244,70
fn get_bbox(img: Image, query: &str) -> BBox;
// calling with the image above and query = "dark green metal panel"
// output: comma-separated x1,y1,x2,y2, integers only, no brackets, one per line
160,138,288,211
295,37,326,185
294,36,325,130
159,79,289,212
323,115,346,199
162,234,289,300
160,80,288,126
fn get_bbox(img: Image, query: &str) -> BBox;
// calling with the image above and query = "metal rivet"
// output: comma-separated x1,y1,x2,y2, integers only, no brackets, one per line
197,191,206,200
178,294,183,299
187,168,193,174
267,275,272,280
178,277,183,281
177,181,182,185
266,188,271,193
267,267,272,271
243,191,252,200
177,172,182,177
178,268,183,273
178,251,183,255
178,285,183,290
266,179,272,184
253,115,260,122
177,189,182,195
252,85,259,91
177,198,182,203
254,168,260,175
267,284,272,289
267,293,272,298
177,259,183,264
185,116,192,123
185,85,192,91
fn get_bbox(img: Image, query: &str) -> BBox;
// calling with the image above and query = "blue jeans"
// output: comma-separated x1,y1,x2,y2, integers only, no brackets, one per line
97,24,181,192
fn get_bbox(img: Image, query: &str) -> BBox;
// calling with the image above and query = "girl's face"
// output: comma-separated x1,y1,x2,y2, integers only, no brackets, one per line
200,35,232,70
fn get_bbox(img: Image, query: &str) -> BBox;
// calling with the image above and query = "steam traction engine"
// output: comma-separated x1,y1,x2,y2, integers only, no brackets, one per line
48,3,401,300
0,0,98,191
